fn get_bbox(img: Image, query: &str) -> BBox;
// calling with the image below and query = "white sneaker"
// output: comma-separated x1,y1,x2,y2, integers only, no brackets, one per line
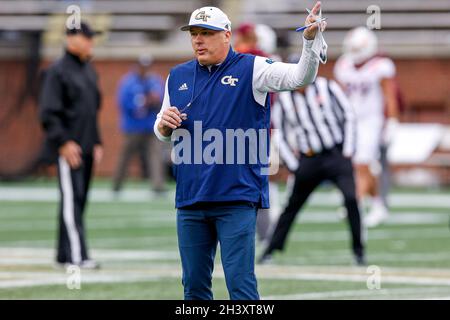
364,208,389,228
55,260,100,270
79,259,101,270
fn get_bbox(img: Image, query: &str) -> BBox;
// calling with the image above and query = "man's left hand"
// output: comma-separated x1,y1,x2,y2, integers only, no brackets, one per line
303,1,326,40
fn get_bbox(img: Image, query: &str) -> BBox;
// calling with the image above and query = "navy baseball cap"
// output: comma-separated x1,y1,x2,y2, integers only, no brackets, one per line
66,21,102,38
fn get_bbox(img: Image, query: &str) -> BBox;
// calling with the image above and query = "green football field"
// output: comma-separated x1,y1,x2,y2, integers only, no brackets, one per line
1,178,450,300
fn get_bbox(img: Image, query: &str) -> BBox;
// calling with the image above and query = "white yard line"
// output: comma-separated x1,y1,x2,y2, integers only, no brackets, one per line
0,274,165,289
288,227,450,242
308,192,450,208
2,248,450,265
259,272,450,286
3,226,448,248
0,247,179,264
0,187,449,208
0,213,448,232
2,249,450,288
1,262,450,291
299,212,449,225
284,252,450,264
0,188,175,203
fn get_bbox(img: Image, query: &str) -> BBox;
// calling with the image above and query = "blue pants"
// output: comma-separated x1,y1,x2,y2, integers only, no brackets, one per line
177,203,259,300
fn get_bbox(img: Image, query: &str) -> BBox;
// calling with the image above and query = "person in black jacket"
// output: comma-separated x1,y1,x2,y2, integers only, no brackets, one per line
39,22,103,269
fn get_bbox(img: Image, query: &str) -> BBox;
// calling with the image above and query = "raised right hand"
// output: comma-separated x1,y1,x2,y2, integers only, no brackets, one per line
303,1,326,40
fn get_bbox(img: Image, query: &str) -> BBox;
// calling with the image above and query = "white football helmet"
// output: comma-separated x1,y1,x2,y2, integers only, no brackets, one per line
255,24,277,55
342,27,378,64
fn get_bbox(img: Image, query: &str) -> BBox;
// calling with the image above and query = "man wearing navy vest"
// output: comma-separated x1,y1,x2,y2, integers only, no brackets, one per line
154,2,327,300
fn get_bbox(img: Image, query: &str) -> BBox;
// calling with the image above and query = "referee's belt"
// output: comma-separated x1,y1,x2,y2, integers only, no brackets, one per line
301,150,315,157
300,144,343,158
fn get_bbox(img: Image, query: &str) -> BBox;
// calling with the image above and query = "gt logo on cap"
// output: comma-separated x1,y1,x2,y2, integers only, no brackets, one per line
181,6,232,32
195,11,211,22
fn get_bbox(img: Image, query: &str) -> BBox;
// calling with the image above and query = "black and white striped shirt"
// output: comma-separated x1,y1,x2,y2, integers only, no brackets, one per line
272,77,356,171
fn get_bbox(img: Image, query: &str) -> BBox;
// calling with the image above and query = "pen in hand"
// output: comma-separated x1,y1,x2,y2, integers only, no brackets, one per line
295,17,327,32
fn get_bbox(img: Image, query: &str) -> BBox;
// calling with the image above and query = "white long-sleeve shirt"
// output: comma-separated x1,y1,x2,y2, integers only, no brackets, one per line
155,36,325,141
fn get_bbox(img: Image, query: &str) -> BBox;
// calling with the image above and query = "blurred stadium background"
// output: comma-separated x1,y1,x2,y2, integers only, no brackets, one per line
0,0,449,300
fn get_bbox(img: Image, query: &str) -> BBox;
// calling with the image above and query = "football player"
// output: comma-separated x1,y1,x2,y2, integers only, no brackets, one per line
334,27,400,227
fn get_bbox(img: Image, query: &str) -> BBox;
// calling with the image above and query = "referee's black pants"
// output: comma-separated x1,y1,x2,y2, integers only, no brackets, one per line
266,147,364,258
56,154,93,264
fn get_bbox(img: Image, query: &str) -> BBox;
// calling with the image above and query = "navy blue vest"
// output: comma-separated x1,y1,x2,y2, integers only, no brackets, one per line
168,48,270,208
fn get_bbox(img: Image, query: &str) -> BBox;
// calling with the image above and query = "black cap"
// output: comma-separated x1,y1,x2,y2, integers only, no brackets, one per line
66,21,102,38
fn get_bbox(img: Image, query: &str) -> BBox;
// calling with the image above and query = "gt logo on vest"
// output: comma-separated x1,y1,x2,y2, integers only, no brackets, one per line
221,75,239,87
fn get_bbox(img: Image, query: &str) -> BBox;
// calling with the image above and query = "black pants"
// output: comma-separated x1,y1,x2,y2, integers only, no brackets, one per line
56,154,93,264
266,147,364,257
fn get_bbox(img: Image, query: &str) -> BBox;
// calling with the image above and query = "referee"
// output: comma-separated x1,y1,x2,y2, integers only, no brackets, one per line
259,76,366,266
39,22,103,268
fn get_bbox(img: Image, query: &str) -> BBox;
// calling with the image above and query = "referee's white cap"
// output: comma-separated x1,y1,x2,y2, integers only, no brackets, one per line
180,7,231,32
